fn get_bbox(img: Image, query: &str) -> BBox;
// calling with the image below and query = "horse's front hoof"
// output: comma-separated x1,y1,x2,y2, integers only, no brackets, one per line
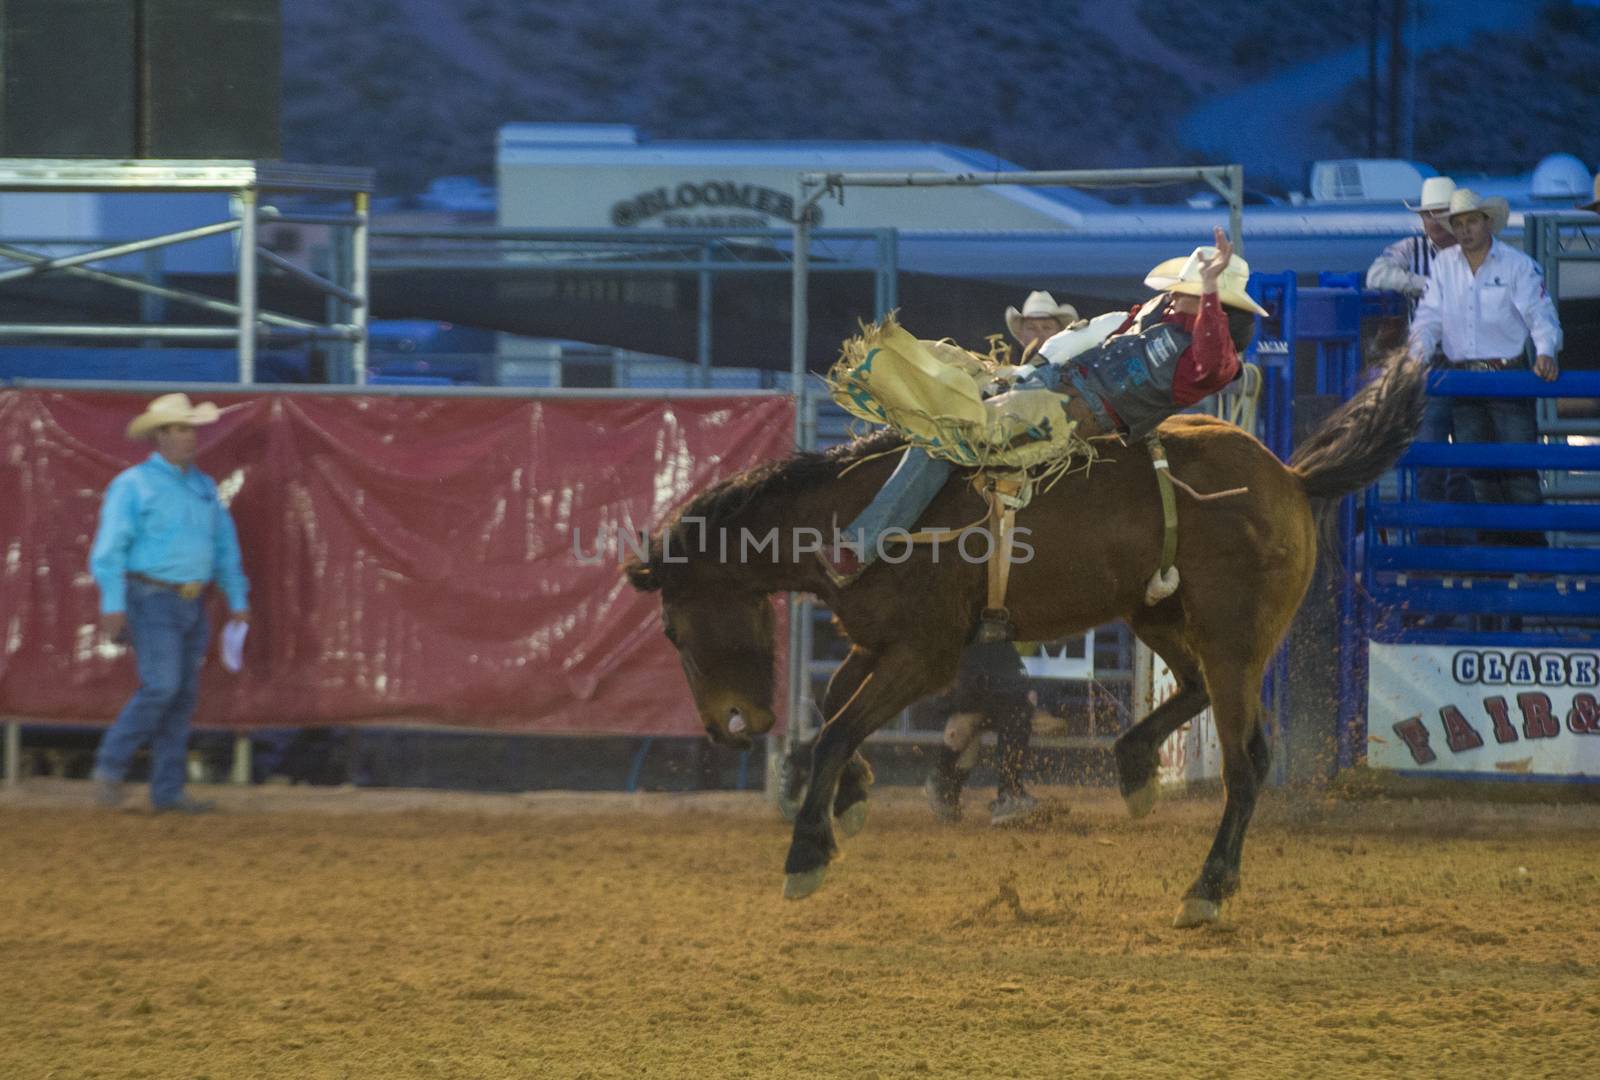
1123,780,1158,820
835,801,868,838
783,867,828,900
1172,897,1220,929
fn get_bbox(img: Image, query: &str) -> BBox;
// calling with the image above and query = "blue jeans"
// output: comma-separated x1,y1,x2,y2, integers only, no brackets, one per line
841,446,953,566
93,579,211,808
842,365,1070,566
1451,395,1544,546
1416,392,1475,544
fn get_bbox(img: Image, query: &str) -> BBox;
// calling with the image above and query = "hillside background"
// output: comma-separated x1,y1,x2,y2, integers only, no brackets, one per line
280,0,1600,196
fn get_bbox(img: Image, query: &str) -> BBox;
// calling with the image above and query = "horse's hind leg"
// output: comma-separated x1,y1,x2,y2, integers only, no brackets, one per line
821,648,878,837
1174,668,1268,929
774,748,872,832
1117,610,1210,818
785,642,952,900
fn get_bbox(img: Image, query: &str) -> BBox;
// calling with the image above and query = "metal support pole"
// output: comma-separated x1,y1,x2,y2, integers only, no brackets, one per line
0,241,322,329
351,191,370,385
807,165,1245,189
790,184,812,429
140,249,166,329
230,734,252,785
0,324,246,340
236,188,259,383
0,219,243,284
3,721,18,786
258,247,364,306
259,208,365,227
875,229,899,317
321,241,345,382
774,180,821,800
1228,165,1245,253
697,244,713,388
793,393,819,754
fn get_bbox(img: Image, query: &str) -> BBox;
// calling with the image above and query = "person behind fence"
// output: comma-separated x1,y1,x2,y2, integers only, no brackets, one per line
922,638,1049,826
1367,175,1473,539
88,393,251,813
918,289,1082,827
821,227,1263,583
1407,188,1562,547
1004,290,1080,364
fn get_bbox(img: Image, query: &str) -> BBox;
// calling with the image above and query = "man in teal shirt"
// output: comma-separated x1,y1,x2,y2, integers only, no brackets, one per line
89,393,251,812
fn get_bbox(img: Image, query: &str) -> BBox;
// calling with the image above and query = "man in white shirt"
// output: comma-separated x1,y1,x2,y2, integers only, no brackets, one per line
1368,175,1458,313
1409,188,1562,542
1370,176,1467,536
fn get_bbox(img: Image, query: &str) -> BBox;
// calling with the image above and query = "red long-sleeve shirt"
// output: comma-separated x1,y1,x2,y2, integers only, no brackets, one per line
1110,292,1241,407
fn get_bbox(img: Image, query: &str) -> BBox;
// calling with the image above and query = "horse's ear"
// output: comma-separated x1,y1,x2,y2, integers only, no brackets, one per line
624,559,661,592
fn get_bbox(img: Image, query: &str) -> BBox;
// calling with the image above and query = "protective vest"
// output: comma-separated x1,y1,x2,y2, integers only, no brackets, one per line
1074,320,1192,441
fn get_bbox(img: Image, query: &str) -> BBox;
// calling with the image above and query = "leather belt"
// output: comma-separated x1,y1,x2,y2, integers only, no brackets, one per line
1451,357,1523,372
129,573,206,600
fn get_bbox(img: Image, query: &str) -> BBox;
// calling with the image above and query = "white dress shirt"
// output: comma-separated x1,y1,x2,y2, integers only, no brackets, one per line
1408,238,1563,363
1366,234,1436,299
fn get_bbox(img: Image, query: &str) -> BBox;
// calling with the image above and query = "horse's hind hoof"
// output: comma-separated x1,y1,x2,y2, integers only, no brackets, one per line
1172,898,1220,929
1123,780,1158,820
783,867,828,901
836,801,868,839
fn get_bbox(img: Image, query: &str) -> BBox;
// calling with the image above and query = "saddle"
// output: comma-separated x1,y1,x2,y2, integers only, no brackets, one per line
828,316,1188,634
827,317,1097,478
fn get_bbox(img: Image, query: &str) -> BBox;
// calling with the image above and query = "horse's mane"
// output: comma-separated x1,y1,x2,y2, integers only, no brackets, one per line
625,428,904,590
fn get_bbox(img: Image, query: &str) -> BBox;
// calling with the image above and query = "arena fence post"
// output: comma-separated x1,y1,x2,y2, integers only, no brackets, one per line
230,734,251,785
350,190,370,385
236,187,258,382
2,720,18,786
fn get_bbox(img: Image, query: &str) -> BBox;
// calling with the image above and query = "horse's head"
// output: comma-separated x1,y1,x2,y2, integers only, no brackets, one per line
626,557,777,750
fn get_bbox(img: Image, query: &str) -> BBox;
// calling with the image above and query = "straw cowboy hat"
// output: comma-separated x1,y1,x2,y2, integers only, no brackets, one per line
126,393,221,440
1445,188,1509,234
1143,247,1269,317
1004,291,1079,342
1404,175,1456,213
1579,171,1600,213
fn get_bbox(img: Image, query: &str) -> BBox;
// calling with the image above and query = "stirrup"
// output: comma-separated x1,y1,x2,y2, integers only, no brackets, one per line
975,608,1014,643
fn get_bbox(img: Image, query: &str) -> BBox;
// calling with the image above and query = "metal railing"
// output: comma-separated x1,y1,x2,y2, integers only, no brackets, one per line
0,159,373,382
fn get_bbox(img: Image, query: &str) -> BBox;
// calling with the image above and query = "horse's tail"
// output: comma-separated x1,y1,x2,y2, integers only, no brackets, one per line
1289,352,1428,501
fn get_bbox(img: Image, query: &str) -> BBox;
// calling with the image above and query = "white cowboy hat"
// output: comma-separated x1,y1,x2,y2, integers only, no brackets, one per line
1004,290,1079,342
1579,171,1600,214
1445,188,1509,234
126,392,221,440
1143,248,1269,317
1404,175,1456,213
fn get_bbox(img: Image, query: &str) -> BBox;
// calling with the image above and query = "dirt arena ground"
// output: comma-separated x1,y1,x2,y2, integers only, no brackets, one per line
2,779,1598,1080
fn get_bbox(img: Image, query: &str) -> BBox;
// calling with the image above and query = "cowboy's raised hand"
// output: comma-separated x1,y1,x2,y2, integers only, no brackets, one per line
1199,227,1232,291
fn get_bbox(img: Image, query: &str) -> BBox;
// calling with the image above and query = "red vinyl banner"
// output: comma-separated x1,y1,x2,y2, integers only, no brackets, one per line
0,388,795,736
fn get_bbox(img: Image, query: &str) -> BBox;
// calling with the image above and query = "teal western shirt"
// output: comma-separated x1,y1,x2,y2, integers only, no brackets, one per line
88,453,250,615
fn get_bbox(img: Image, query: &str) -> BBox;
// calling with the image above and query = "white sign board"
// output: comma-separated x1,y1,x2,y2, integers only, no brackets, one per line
1020,632,1094,681
1367,642,1600,778
1152,656,1221,785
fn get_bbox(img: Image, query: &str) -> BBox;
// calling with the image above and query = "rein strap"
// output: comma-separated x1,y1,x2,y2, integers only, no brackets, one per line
1149,437,1179,574
1144,435,1181,605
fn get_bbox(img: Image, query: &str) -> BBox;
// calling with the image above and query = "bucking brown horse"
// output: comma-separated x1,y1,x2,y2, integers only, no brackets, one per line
626,355,1426,927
